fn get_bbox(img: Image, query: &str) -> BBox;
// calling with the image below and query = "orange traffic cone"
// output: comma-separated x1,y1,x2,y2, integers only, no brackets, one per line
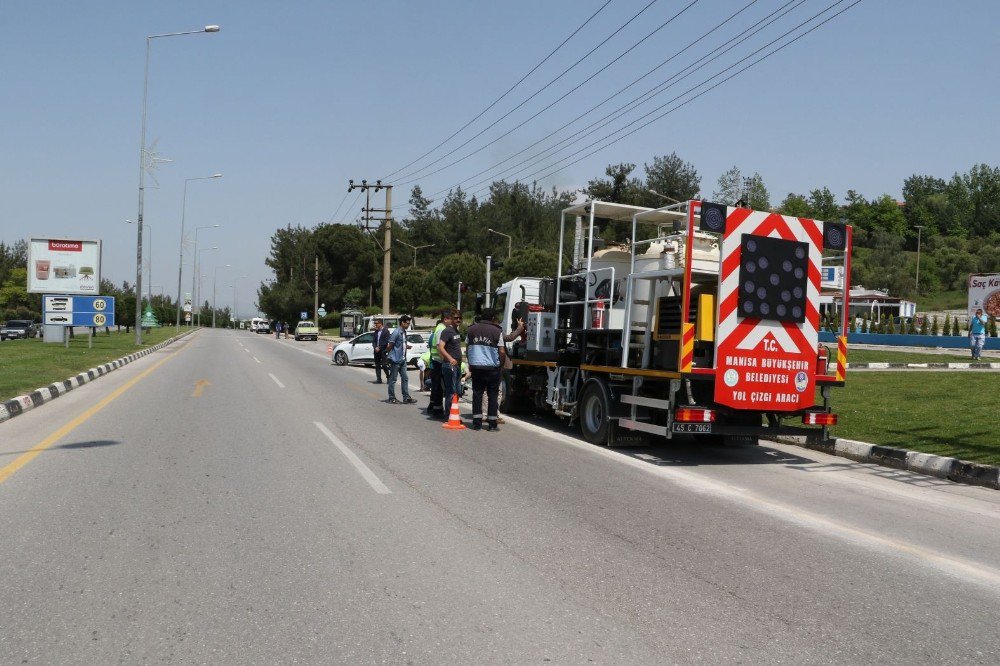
327,342,333,354
442,395,466,430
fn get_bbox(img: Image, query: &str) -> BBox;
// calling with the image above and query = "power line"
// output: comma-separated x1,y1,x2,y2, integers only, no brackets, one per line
426,0,773,199
325,189,352,224
392,0,663,184
380,0,614,182
452,0,816,197
509,0,865,190
396,0,704,188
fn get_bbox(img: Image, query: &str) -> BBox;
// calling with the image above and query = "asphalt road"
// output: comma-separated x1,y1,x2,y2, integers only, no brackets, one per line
1,329,999,663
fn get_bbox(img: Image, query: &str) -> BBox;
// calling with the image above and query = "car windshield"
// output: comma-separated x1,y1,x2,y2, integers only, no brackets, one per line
6,321,31,328
407,334,424,343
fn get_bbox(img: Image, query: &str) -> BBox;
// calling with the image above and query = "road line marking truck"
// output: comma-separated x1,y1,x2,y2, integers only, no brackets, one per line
494,199,852,446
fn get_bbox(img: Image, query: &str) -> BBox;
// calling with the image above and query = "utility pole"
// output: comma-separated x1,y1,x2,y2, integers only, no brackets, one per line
914,225,925,292
349,179,393,313
485,255,492,308
314,256,319,326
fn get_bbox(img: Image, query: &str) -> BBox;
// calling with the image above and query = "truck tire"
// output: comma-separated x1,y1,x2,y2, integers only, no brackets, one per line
579,378,613,446
499,371,529,415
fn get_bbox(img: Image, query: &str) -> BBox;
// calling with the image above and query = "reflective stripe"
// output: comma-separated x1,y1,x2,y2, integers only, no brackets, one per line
429,323,445,360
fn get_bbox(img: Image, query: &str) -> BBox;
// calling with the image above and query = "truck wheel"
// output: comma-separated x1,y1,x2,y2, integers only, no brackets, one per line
499,372,528,415
579,379,613,445
334,351,348,366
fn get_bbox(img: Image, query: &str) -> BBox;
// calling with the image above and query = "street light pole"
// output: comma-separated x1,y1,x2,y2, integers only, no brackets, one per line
487,228,512,260
914,225,925,292
134,24,220,345
396,240,434,266
212,265,230,328
196,246,218,325
647,189,682,204
176,174,222,328
192,227,219,323
233,275,248,324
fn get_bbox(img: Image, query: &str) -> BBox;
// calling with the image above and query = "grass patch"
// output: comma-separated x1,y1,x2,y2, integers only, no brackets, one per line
846,348,980,364
0,328,179,402
830,372,999,465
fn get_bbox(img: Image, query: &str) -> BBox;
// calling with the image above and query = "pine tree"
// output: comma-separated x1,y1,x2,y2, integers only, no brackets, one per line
849,315,856,334
919,316,928,336
952,316,961,336
989,317,997,337
943,314,951,336
932,315,939,336
888,316,896,334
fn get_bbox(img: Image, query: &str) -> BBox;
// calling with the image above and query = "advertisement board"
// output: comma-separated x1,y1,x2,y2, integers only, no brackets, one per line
968,273,1000,317
27,237,101,295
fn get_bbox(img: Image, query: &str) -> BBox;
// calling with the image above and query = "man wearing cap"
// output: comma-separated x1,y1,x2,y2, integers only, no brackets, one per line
385,315,417,404
466,307,504,431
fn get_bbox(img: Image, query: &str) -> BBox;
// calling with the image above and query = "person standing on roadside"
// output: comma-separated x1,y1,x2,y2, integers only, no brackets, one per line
372,318,391,384
427,312,449,416
970,308,988,360
437,310,463,417
274,320,282,340
467,308,504,431
385,315,417,404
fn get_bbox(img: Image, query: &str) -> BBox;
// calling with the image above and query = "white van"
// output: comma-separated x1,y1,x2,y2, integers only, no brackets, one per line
250,317,270,334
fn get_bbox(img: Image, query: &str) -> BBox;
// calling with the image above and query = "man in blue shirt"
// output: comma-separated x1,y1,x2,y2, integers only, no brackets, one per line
969,308,988,360
466,308,504,431
385,315,417,404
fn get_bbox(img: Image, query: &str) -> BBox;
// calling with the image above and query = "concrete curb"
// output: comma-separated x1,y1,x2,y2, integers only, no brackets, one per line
775,436,1000,491
847,362,1000,369
0,330,196,425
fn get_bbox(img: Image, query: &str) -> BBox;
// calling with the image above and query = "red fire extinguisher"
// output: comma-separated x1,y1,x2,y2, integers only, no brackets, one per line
591,300,605,329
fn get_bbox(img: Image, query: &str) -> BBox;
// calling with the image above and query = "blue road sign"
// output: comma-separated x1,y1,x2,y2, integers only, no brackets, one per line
301,311,308,320
43,294,115,327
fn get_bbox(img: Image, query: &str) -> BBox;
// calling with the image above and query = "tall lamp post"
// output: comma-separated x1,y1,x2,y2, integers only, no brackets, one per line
232,275,249,327
134,24,220,344
395,240,434,266
914,225,925,293
192,227,220,323
212,265,231,328
176,174,222,328
196,246,218,325
487,228,512,260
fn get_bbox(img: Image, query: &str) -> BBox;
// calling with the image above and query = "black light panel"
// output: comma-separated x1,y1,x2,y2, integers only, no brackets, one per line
700,200,727,233
823,221,847,250
737,234,809,323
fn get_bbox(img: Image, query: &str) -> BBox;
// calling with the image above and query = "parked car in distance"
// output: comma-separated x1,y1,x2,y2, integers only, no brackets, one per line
294,321,319,341
332,331,428,367
0,320,40,340
250,317,270,334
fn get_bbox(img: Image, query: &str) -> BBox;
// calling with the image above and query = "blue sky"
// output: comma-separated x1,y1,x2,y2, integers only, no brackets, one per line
1,1,997,316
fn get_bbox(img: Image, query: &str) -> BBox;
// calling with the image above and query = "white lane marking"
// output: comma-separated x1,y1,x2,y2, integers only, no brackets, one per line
253,356,262,364
245,348,251,353
268,373,285,388
314,421,391,494
501,415,1000,592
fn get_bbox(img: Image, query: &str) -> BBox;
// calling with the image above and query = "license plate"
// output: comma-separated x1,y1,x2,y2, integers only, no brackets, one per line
671,423,712,433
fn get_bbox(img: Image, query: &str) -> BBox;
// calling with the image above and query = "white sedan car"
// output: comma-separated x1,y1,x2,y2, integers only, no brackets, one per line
332,331,429,367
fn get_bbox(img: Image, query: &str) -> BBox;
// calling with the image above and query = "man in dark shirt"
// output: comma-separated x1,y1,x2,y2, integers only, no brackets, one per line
437,309,463,417
466,308,504,431
372,319,391,384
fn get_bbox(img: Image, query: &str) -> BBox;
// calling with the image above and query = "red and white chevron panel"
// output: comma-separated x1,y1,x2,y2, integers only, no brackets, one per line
714,208,823,412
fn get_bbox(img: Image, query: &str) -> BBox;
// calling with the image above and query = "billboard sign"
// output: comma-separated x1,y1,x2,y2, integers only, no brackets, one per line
27,237,101,295
969,273,1000,318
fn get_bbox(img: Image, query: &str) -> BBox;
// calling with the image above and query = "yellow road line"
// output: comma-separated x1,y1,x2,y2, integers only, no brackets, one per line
0,351,177,484
191,379,210,397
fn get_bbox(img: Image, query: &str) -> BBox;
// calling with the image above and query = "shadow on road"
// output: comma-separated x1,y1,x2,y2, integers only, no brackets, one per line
0,439,121,456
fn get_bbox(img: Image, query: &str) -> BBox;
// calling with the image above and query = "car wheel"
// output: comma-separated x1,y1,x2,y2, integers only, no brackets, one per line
334,351,349,366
